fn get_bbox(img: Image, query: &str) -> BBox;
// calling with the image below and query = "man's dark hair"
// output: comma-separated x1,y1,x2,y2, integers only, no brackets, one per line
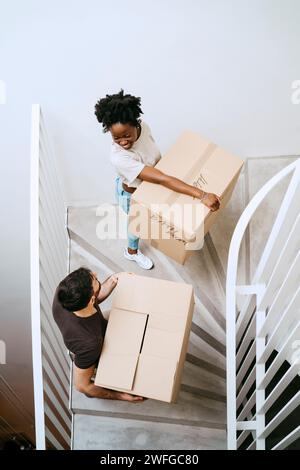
94,89,143,132
57,267,94,311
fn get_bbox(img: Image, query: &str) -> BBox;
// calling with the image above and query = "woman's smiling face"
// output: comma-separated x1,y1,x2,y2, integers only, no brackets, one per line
110,122,139,150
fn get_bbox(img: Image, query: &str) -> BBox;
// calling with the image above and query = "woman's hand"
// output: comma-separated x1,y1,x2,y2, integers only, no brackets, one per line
199,192,220,212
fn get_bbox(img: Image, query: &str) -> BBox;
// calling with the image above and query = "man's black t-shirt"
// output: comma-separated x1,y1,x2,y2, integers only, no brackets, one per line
52,288,108,369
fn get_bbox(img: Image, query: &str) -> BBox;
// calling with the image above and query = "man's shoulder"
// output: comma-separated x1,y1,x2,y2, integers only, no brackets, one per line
52,287,61,317
52,287,73,327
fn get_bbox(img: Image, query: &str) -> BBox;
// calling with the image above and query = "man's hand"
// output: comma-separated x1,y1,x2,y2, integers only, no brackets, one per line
97,274,119,303
106,274,118,290
199,192,220,212
74,364,147,402
118,392,147,402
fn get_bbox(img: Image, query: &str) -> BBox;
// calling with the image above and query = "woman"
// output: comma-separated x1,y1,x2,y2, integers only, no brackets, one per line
95,90,220,269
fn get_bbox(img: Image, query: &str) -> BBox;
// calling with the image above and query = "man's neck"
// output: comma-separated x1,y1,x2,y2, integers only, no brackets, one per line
73,305,97,318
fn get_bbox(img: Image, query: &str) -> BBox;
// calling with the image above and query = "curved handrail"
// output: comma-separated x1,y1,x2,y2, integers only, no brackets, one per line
226,158,300,450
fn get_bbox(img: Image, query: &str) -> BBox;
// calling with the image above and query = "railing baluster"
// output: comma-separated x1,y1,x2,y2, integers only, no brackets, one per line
227,158,300,450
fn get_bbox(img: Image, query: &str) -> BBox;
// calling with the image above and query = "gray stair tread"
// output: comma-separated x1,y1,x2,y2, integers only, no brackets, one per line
187,338,226,373
68,205,185,279
72,413,226,450
181,361,226,400
208,169,247,277
247,157,298,279
71,384,226,425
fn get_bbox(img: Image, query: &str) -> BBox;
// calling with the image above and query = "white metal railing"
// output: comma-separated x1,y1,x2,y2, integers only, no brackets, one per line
30,104,71,449
226,159,300,450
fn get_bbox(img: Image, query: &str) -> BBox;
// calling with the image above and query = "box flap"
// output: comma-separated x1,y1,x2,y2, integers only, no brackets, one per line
147,312,187,332
132,131,243,206
142,327,183,359
95,308,148,391
131,131,244,242
112,273,194,317
133,354,178,402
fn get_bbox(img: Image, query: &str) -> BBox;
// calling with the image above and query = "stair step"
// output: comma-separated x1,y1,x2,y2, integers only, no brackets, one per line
71,382,226,423
208,167,247,275
186,351,226,380
72,413,226,450
191,322,225,357
246,156,299,280
70,352,226,430
204,233,226,295
188,332,226,371
181,360,226,400
180,384,226,403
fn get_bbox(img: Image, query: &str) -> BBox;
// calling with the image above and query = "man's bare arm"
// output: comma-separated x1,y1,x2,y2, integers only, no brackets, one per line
73,363,144,402
97,274,118,304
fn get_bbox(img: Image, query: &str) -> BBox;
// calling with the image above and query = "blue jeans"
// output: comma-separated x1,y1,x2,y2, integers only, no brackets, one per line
115,176,139,250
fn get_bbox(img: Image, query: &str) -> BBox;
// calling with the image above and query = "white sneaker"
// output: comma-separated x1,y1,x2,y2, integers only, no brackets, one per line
123,248,154,270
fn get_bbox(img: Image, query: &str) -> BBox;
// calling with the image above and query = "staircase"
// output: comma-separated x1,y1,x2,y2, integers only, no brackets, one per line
65,156,297,450
29,104,299,449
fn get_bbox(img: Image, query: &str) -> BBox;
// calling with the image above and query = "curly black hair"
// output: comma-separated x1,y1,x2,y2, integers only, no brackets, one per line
57,267,94,311
94,89,143,132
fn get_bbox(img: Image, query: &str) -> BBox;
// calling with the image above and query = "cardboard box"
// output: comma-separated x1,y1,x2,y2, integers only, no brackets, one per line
128,131,244,264
94,272,195,402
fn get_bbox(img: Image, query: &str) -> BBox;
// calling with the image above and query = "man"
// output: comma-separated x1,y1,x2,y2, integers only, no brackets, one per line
52,267,144,402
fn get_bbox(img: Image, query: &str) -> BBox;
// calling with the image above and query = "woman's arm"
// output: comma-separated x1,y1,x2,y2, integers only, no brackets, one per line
138,166,220,212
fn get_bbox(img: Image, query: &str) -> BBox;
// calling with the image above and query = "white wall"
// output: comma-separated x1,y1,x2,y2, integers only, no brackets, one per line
0,92,34,435
0,0,300,439
2,0,300,206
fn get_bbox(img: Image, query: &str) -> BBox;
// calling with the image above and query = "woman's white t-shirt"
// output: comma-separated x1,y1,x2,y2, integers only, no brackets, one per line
110,121,161,188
